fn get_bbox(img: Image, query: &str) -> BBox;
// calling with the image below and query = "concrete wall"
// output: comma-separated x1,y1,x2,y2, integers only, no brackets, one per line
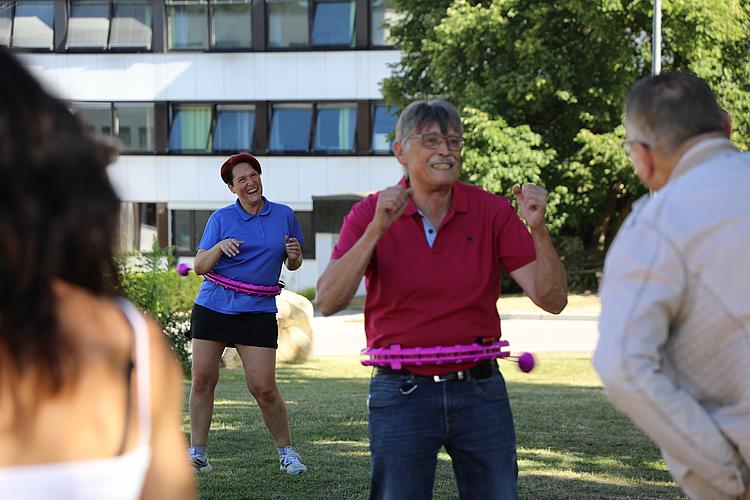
20,51,400,101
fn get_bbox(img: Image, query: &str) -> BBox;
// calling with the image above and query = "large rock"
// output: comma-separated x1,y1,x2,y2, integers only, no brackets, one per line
221,289,315,366
275,289,315,363
222,346,243,369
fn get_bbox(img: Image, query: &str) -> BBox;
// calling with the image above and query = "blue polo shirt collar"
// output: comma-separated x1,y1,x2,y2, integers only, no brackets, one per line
234,197,271,221
400,177,469,216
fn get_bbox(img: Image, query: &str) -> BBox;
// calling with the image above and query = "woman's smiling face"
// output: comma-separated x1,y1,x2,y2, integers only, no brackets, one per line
228,162,263,212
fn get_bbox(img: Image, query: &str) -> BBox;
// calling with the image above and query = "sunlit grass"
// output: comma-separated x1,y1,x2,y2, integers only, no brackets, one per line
183,354,684,499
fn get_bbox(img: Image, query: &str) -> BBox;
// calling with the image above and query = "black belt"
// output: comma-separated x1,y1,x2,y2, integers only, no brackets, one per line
373,359,497,383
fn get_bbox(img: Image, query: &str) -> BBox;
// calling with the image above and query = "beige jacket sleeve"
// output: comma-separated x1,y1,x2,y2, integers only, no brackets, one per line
593,212,747,498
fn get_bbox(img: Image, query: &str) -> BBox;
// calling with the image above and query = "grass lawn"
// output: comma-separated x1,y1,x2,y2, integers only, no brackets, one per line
184,353,684,499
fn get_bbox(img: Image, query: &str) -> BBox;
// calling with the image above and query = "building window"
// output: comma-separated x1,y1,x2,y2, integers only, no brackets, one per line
370,0,397,47
73,102,155,152
66,0,152,51
311,0,354,47
270,103,358,153
67,0,111,49
172,209,213,255
73,102,114,135
115,103,154,152
172,210,192,253
213,104,255,152
371,103,397,153
0,3,12,47
138,202,158,251
294,210,315,259
109,0,153,50
314,103,356,153
167,0,208,50
11,0,55,50
211,0,251,49
169,103,257,154
167,0,251,50
169,104,213,153
194,209,211,251
267,0,307,49
120,201,158,252
269,103,313,152
68,99,397,155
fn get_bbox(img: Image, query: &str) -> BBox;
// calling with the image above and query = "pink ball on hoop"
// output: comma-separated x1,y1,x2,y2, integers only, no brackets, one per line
517,352,535,373
176,263,191,276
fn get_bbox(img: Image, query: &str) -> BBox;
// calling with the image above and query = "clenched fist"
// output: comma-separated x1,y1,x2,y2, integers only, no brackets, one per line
285,235,302,262
513,183,548,231
372,184,413,233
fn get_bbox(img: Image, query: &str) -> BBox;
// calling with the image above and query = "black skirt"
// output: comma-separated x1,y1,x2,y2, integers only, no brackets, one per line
190,303,278,348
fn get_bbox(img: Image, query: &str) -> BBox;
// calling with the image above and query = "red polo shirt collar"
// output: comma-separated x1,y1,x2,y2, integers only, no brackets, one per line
399,176,469,218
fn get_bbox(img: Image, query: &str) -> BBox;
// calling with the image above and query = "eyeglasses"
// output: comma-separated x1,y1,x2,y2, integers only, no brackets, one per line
622,139,650,155
410,133,464,151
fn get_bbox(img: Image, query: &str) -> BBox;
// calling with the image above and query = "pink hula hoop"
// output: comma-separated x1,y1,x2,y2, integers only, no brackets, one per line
361,341,511,370
204,272,284,297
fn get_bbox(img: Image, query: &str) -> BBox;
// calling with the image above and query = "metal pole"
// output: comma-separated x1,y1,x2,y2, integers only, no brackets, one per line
652,0,662,75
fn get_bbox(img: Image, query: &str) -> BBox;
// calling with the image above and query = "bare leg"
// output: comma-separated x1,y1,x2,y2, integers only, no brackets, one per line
235,345,291,447
189,339,226,446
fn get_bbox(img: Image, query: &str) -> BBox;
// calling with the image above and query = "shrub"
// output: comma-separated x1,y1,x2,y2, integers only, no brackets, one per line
558,237,604,294
117,243,201,376
501,236,603,296
297,287,316,302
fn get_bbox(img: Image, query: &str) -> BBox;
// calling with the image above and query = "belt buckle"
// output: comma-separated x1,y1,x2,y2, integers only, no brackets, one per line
432,371,465,383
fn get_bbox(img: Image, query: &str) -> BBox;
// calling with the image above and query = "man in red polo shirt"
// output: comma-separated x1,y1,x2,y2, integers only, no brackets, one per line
316,99,567,499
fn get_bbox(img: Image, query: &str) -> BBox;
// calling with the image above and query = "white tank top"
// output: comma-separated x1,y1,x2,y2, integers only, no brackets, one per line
0,299,153,500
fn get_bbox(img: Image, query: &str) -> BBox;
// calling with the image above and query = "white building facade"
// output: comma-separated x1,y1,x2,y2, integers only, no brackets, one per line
3,0,402,291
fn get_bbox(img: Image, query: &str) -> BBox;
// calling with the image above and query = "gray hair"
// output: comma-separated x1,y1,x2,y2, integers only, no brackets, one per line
395,99,464,146
625,71,724,155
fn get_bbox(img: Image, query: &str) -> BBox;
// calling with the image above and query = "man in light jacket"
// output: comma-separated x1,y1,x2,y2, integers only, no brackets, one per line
593,71,750,499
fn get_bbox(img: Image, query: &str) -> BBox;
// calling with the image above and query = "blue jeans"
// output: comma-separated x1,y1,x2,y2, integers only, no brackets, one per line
368,368,518,500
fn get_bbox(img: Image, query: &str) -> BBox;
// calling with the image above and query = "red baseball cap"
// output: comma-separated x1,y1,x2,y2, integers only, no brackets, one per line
220,152,262,184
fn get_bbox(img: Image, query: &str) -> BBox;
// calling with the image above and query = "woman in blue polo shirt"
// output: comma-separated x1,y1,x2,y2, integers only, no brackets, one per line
187,153,307,476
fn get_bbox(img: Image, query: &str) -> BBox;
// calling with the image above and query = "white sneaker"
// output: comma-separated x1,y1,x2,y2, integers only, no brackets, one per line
188,448,213,474
279,446,307,475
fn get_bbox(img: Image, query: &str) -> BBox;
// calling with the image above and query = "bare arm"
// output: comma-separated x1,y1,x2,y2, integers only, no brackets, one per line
192,238,243,275
315,224,385,316
316,184,411,316
509,226,567,313
140,319,196,500
509,183,567,314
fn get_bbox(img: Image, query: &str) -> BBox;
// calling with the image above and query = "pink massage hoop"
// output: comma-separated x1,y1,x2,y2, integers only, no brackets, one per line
176,263,283,297
361,342,535,373
203,272,283,297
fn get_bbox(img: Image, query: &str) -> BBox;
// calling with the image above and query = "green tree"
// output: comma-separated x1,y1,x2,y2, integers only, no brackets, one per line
461,106,564,232
383,0,750,251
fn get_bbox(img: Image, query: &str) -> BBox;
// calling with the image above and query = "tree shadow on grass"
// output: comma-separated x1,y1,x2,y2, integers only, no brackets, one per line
516,474,685,500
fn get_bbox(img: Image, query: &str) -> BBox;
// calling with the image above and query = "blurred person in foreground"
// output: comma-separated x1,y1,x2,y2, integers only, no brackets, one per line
316,99,567,499
0,47,195,500
594,71,750,500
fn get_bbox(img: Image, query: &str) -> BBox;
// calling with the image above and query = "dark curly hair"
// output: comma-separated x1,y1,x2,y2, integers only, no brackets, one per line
0,47,122,397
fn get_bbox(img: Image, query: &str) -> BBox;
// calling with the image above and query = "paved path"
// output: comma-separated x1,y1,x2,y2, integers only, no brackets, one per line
311,312,599,357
